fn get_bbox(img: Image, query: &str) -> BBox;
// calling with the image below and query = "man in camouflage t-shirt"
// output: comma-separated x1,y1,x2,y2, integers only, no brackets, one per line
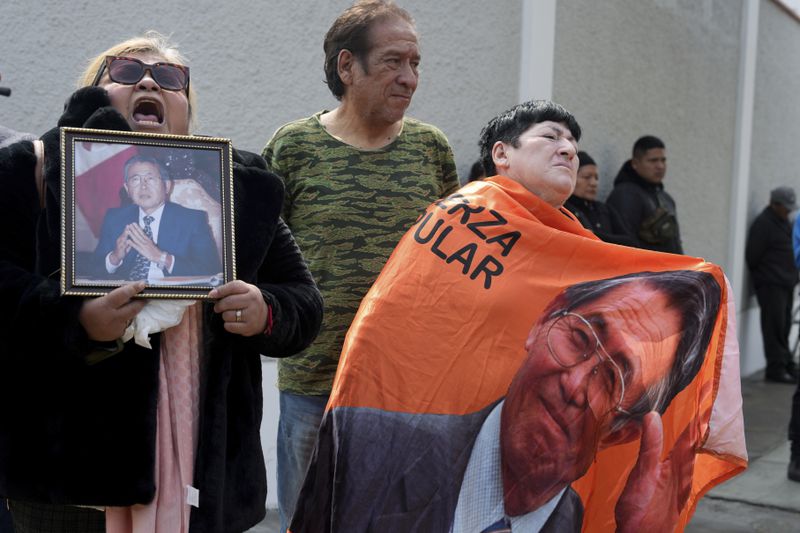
261,2,458,530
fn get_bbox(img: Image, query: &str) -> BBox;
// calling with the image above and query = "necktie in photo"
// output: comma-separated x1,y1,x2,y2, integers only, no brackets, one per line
128,215,155,281
481,517,512,532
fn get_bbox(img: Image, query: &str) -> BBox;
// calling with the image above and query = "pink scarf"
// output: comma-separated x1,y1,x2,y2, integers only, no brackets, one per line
106,302,202,533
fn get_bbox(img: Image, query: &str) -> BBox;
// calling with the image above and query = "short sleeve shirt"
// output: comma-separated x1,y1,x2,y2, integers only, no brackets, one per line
262,112,459,394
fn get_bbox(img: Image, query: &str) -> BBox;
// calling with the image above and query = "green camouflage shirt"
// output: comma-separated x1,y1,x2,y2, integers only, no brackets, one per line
262,111,458,395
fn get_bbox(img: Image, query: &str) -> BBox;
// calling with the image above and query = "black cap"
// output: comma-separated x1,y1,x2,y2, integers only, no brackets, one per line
577,151,596,169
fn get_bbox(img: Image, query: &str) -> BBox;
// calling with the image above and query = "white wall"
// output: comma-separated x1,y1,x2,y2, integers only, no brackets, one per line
749,0,800,224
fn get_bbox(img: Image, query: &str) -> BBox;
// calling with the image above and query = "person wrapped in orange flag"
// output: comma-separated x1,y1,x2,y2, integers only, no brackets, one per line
289,101,747,533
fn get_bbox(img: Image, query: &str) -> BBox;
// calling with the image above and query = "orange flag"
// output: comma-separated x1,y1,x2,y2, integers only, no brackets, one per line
291,176,746,533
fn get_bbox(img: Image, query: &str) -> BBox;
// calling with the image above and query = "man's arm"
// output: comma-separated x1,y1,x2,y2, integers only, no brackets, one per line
155,206,221,277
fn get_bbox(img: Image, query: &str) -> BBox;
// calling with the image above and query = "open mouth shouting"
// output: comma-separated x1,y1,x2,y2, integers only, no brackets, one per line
131,98,164,129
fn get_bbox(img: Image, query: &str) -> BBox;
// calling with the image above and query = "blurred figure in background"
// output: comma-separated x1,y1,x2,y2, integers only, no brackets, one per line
746,186,799,384
607,135,682,254
563,151,636,246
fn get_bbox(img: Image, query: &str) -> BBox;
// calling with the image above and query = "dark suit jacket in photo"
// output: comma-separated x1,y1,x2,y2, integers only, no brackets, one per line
291,404,583,532
92,201,221,279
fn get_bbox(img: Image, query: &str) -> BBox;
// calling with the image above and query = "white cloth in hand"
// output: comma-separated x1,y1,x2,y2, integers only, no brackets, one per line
122,299,196,348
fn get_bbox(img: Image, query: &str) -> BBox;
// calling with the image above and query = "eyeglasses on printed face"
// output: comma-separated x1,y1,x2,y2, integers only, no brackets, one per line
126,173,163,188
545,311,631,417
92,56,190,93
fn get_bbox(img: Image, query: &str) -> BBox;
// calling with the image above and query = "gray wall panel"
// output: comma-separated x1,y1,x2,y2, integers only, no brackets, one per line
552,0,742,266
749,0,800,220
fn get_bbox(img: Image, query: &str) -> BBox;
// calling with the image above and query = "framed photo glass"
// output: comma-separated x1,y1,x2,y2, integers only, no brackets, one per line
60,127,235,298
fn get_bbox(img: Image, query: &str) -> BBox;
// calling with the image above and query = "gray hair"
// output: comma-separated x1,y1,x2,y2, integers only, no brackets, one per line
123,154,170,183
546,270,721,432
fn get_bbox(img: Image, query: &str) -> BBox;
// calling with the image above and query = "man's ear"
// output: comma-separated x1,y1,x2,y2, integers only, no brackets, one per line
123,183,130,198
599,418,644,450
630,157,641,174
337,49,355,86
491,141,510,173
165,179,174,198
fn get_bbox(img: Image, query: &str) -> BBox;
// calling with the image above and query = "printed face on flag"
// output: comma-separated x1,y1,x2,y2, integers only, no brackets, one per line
124,160,171,214
500,278,681,510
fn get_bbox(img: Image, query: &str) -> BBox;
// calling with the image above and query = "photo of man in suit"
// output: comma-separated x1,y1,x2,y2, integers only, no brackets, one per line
453,270,720,532
93,154,221,283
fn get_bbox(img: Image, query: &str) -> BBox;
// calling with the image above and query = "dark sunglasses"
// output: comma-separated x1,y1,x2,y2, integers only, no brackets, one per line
92,56,190,93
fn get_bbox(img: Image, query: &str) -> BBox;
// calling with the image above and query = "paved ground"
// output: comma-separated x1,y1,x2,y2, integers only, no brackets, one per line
687,371,798,532
251,372,799,532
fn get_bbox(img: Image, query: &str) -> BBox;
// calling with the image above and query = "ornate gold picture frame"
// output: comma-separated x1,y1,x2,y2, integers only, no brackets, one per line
61,127,235,298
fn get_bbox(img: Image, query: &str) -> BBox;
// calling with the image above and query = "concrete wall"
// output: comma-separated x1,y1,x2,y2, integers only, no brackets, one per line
552,0,743,267
749,0,800,221
1,0,520,181
738,0,800,375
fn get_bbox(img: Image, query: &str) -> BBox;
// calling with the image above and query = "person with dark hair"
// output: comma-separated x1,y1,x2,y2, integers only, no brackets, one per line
607,135,683,254
479,100,581,184
746,186,799,384
471,99,581,210
261,1,458,529
92,154,221,282
289,99,744,532
563,151,637,246
465,159,485,183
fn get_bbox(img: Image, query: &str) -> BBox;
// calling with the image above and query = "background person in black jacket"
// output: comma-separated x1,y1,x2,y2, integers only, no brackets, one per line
745,186,799,383
563,151,637,247
607,135,683,254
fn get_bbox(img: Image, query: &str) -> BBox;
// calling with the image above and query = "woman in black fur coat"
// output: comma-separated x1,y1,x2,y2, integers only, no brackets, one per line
0,32,322,533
